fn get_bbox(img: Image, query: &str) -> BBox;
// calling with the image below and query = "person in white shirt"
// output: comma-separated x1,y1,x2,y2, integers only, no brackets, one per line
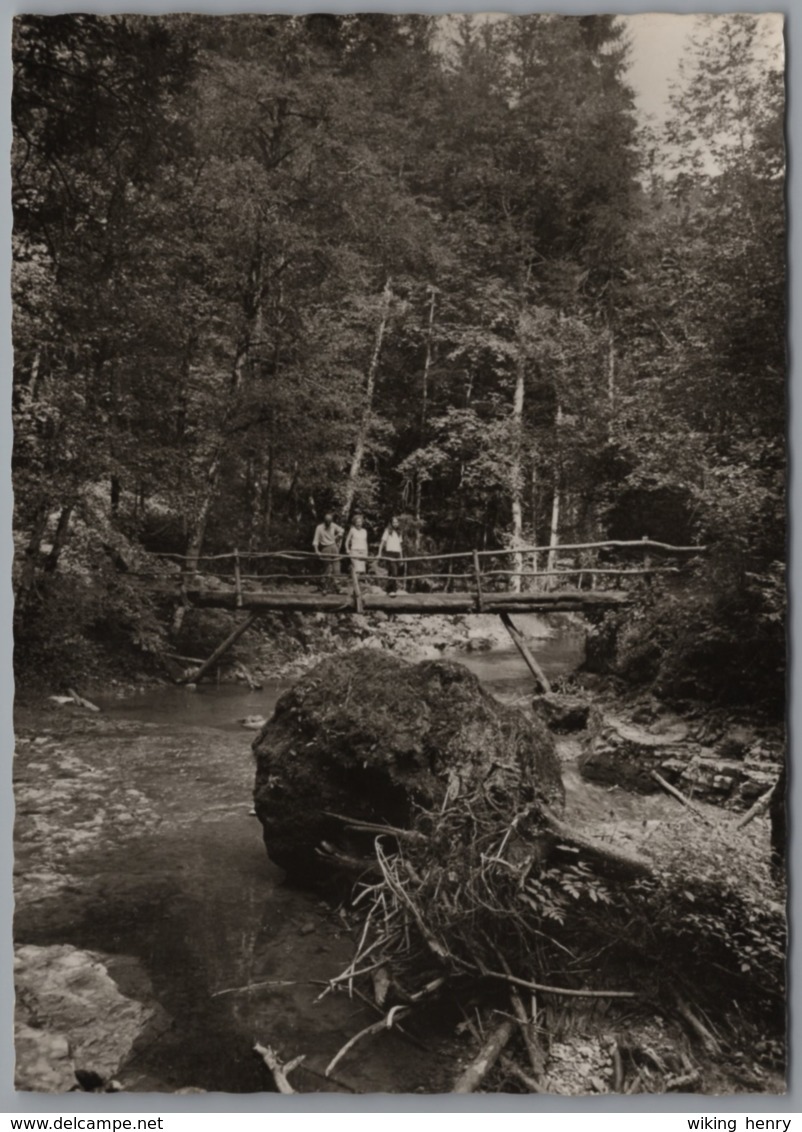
312,511,344,592
345,512,370,574
378,516,404,594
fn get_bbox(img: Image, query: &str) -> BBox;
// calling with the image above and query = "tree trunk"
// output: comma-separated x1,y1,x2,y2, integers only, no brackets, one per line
186,452,222,575
263,448,274,545
510,345,526,594
545,402,563,590
413,286,437,548
342,279,393,517
43,502,75,573
529,463,539,589
546,479,561,589
607,322,615,405
185,338,251,571
110,476,121,519
185,246,264,572
175,338,195,444
769,759,786,877
17,501,50,597
248,444,274,555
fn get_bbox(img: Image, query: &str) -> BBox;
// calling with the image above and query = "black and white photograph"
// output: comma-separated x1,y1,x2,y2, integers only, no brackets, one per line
11,11,787,1097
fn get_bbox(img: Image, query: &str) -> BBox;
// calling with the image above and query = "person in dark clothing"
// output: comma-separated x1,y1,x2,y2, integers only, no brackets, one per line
313,511,344,593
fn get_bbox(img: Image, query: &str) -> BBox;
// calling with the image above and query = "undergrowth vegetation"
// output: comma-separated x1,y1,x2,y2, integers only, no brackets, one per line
327,764,785,1095
585,563,786,713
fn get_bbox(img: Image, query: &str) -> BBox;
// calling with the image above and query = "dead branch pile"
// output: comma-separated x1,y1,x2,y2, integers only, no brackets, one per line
321,780,786,1094
330,788,641,1006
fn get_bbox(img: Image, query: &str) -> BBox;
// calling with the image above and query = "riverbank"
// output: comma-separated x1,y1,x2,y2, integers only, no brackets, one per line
12,611,788,1095
13,629,786,1095
16,637,573,1095
14,607,570,707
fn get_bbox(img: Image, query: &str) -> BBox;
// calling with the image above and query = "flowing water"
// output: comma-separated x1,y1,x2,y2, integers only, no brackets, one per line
13,630,660,1094
89,633,586,732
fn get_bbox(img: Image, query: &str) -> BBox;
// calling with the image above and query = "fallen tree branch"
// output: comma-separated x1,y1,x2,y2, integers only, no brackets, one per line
375,842,452,961
502,1058,545,1093
452,1018,516,1093
322,811,429,845
540,806,653,878
67,687,100,713
651,771,713,823
484,966,637,1000
315,841,380,877
212,979,295,998
736,781,778,830
325,1005,411,1078
345,984,429,1052
508,985,546,1082
666,1069,701,1091
253,1043,305,1094
675,995,721,1056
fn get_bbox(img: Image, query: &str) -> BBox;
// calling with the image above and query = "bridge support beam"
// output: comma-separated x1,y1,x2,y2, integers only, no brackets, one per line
499,611,551,695
178,611,261,685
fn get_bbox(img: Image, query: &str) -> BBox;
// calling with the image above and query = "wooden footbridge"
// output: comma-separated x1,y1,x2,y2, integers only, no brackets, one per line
150,539,704,691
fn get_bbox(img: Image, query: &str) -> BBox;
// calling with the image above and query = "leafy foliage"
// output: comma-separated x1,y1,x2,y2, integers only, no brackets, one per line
11,14,785,708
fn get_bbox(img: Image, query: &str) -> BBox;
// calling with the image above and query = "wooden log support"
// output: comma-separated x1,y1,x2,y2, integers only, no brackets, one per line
499,611,551,694
178,611,260,685
473,549,484,612
234,548,243,609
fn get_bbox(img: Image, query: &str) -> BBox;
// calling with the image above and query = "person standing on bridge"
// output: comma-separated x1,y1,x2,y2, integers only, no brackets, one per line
378,516,404,595
313,511,344,593
345,512,369,575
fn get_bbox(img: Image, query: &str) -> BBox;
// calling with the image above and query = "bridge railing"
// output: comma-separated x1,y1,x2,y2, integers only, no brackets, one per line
145,537,705,608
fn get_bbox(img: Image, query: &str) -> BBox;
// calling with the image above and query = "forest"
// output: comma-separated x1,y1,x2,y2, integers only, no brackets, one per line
12,13,785,703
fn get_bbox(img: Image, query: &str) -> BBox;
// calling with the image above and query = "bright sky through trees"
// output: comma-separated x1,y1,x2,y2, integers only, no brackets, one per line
623,12,784,127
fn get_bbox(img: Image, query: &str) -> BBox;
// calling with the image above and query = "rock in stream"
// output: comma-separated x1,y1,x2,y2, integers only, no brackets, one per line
252,649,563,884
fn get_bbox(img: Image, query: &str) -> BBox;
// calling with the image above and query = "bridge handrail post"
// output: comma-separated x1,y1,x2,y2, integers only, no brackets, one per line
234,548,243,609
472,549,484,612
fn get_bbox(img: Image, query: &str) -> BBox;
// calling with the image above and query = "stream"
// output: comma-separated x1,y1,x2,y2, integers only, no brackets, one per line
11,631,710,1094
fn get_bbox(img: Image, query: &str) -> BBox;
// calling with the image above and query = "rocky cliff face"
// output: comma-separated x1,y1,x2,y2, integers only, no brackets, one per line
252,649,563,884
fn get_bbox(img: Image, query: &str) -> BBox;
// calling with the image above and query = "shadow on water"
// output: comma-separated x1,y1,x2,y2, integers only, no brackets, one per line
17,803,286,1090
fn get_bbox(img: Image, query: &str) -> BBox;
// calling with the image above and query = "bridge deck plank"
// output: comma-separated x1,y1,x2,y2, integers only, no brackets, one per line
182,588,631,614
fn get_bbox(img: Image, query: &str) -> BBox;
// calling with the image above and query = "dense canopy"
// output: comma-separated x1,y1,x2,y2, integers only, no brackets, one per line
11,13,785,706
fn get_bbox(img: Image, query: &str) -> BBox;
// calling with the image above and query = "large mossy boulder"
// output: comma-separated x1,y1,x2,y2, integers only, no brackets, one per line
252,649,563,884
